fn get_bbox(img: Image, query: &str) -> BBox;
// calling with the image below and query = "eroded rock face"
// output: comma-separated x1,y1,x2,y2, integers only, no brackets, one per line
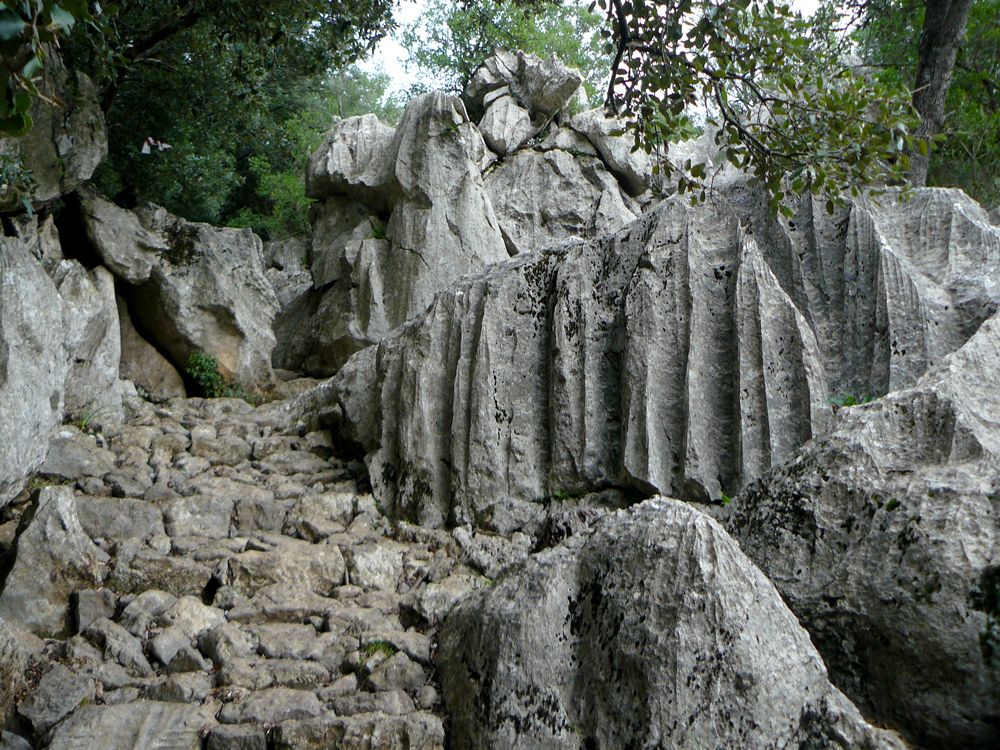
320,187,999,534
725,311,1000,749
0,487,110,636
463,50,583,125
126,205,278,385
439,498,905,749
568,108,652,197
0,228,68,509
79,189,169,284
485,148,637,256
53,261,123,423
277,94,509,376
0,55,107,210
305,113,396,208
734,186,1000,400
325,195,831,530
116,294,187,403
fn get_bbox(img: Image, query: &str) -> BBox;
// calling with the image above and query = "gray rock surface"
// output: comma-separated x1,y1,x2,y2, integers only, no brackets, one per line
41,425,116,481
0,487,109,636
79,188,169,284
46,701,216,749
319,187,1000,532
0,618,44,728
478,95,536,155
0,228,67,508
0,55,106,210
263,237,312,309
464,50,583,125
725,310,1000,748
568,108,652,196
323,195,831,528
276,93,509,377
305,113,395,207
116,294,187,402
485,147,637,256
52,261,123,422
439,498,904,749
126,204,278,385
17,663,95,734
764,187,1000,399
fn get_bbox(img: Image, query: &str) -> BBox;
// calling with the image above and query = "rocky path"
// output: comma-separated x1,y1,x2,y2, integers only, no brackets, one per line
0,394,512,749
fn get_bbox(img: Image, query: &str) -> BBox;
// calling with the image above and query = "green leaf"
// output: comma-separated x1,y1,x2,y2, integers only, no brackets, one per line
0,10,27,42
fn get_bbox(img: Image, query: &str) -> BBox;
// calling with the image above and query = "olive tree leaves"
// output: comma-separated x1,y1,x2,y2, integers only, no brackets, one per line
592,0,921,214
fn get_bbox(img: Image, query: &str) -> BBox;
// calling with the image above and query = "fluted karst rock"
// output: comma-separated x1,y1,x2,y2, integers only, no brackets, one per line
725,310,1000,749
322,195,831,532
439,498,906,750
318,187,999,535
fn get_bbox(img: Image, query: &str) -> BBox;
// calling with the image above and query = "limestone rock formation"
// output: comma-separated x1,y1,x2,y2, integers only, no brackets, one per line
439,498,906,749
743,187,1000,400
52,261,124,422
478,94,535,155
463,50,583,126
305,113,396,208
263,237,312,309
0,55,106,210
725,311,1000,749
320,186,1000,534
79,189,169,284
125,204,278,384
0,487,110,636
0,228,68,509
324,195,831,530
484,147,638,256
568,108,653,196
276,94,509,376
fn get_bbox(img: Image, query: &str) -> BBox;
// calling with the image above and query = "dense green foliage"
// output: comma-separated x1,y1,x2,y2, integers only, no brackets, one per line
53,1,401,236
595,0,921,215
401,0,607,103
857,0,999,205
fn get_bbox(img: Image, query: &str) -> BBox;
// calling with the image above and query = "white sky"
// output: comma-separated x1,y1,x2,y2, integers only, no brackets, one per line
360,0,822,95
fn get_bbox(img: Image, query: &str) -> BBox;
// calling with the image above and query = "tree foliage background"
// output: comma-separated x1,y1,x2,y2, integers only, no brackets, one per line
2,0,997,235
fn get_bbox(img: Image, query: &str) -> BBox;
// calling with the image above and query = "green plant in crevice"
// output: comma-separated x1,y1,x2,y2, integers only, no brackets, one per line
185,352,259,404
361,640,397,658
828,394,875,409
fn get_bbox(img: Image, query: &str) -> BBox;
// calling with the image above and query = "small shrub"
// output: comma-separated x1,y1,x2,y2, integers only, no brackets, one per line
361,640,397,658
185,352,261,404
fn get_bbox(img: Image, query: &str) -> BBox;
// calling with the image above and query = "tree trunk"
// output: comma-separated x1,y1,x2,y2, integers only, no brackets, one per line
910,0,973,186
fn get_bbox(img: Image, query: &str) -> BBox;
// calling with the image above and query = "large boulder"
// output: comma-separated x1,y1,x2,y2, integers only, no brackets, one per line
277,94,509,377
439,498,905,749
0,55,106,210
464,50,583,125
305,113,396,208
79,188,169,284
725,311,1000,748
124,204,279,385
52,261,123,422
0,226,68,509
323,195,830,531
0,487,110,637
